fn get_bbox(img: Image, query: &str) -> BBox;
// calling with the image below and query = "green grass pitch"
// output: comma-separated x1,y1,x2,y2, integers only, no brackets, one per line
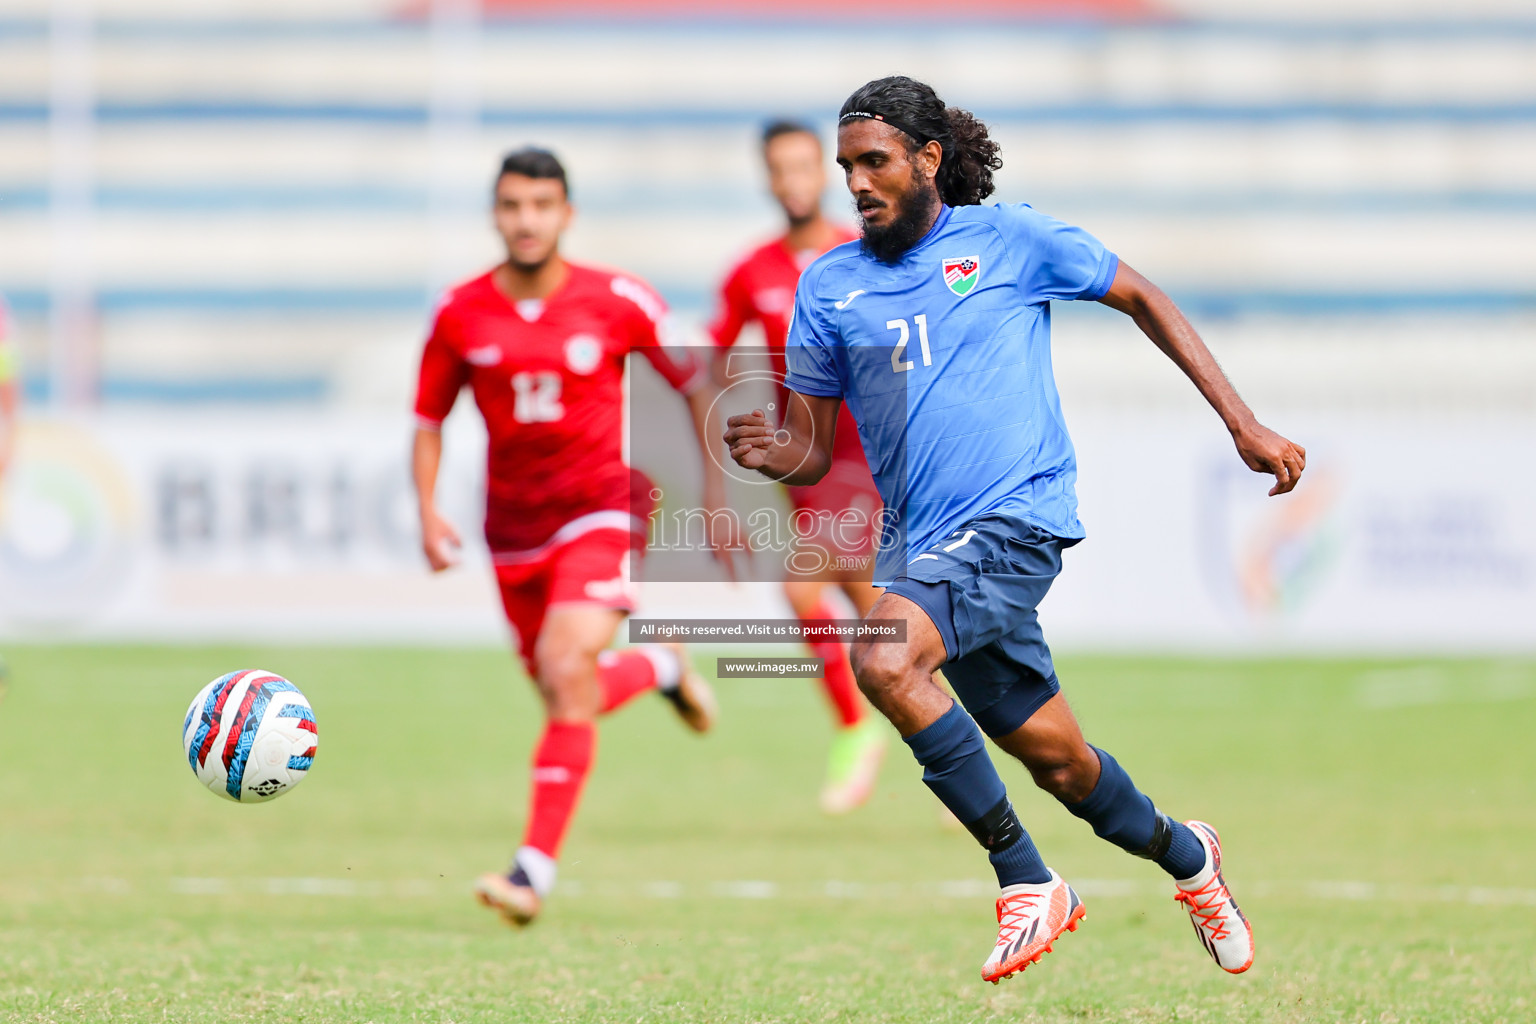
0,645,1532,1022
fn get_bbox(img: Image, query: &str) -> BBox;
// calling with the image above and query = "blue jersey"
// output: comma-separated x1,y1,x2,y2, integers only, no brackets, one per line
784,203,1118,584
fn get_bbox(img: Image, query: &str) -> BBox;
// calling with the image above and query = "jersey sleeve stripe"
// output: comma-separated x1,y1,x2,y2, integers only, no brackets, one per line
784,376,842,398
1084,253,1120,301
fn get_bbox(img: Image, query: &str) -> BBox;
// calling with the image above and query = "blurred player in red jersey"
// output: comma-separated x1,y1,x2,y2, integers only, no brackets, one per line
710,121,887,814
413,149,728,927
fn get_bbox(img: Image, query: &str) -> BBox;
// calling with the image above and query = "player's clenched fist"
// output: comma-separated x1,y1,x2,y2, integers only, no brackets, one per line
1231,421,1307,497
420,506,462,572
724,409,776,470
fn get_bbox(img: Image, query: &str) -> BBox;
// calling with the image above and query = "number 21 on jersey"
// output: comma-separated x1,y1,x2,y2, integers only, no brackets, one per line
888,314,932,373
512,370,564,422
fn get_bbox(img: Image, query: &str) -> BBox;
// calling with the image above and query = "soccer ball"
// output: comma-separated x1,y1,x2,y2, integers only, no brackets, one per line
182,670,318,802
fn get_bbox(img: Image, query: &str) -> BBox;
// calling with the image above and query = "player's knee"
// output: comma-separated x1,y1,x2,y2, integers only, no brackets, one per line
1025,751,1097,803
781,580,822,619
531,643,599,718
848,639,910,700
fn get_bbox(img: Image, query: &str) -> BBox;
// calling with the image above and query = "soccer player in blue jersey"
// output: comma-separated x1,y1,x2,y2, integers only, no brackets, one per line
725,76,1306,984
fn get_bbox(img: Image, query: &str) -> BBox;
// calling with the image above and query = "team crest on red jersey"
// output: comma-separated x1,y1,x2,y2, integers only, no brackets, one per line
465,344,502,367
942,256,981,297
564,334,603,375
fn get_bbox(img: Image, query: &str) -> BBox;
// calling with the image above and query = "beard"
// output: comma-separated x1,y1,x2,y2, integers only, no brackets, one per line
507,246,555,274
785,207,819,230
858,175,940,264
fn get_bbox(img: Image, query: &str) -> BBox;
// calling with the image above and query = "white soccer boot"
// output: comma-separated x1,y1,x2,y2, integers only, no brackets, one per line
1173,820,1254,973
980,869,1086,984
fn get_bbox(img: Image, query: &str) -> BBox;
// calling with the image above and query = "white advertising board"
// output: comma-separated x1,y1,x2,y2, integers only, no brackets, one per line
0,413,503,643
1052,412,1536,653
0,411,1531,652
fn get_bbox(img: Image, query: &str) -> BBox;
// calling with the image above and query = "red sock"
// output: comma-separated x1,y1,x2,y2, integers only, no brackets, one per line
522,720,595,859
803,602,864,728
596,649,658,715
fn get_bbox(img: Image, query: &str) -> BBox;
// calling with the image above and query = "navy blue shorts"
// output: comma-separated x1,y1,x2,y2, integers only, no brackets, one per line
885,514,1077,739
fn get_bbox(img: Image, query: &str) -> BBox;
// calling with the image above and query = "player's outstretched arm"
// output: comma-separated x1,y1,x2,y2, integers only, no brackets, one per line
724,390,840,486
1098,262,1306,496
411,426,462,572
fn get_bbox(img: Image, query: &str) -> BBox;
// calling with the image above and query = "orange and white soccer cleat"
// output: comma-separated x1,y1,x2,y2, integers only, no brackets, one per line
659,643,717,734
1173,820,1254,973
473,872,541,927
981,870,1086,984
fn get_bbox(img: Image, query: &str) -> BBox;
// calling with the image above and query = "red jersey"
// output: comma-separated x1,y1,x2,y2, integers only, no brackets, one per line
414,263,703,554
709,231,872,463
709,230,867,467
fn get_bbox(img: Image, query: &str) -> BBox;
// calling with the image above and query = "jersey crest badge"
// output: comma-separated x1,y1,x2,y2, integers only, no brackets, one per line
942,256,981,297
465,345,502,367
564,334,603,375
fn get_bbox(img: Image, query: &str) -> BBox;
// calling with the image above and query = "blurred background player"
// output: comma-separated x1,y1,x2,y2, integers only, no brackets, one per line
709,121,887,814
412,148,724,927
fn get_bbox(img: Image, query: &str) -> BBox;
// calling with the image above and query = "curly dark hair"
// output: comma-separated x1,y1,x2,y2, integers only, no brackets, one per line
839,76,1002,206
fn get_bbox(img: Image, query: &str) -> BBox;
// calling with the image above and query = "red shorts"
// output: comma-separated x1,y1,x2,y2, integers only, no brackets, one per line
494,524,637,668
785,459,883,564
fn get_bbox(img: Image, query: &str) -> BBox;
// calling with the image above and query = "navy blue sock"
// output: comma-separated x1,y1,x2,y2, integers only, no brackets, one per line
1161,819,1207,881
987,828,1050,889
904,701,1051,887
1062,746,1206,880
